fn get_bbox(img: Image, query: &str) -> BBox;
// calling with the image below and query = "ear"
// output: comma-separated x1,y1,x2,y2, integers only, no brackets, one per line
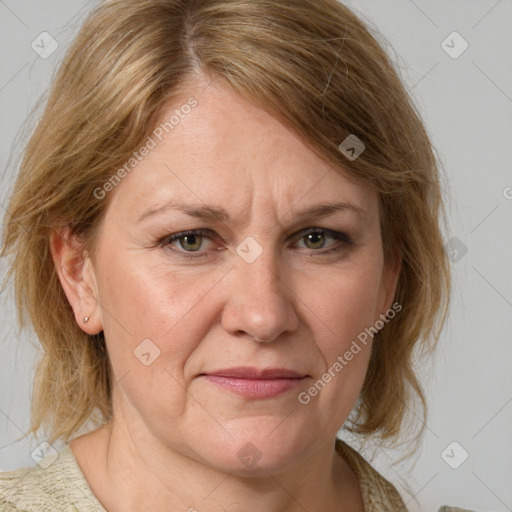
50,228,103,335
375,251,402,323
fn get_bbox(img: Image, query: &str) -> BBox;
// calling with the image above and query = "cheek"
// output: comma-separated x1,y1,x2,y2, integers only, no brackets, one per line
98,244,225,339
95,231,384,429
94,244,235,406
297,253,383,421
308,255,384,354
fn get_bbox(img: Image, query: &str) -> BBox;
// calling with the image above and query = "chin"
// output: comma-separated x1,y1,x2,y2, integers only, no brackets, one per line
189,423,314,476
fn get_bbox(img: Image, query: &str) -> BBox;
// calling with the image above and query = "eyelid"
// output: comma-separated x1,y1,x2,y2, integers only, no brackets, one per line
291,227,352,246
160,228,219,249
158,228,227,260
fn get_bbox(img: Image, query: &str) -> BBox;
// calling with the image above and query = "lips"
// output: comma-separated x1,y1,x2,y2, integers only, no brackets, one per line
200,367,308,399
203,367,307,379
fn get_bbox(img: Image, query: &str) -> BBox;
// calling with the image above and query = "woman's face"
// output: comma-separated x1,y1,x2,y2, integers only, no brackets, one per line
85,78,399,474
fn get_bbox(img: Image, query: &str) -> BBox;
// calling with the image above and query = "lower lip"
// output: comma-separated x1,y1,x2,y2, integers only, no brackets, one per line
203,375,304,399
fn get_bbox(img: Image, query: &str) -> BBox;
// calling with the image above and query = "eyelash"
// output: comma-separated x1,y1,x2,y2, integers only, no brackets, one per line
158,228,353,260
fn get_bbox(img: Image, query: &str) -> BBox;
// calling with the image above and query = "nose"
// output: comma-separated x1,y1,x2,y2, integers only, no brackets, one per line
220,247,299,343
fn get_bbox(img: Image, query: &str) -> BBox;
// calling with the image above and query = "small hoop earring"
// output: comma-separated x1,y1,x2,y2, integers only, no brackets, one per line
83,316,90,324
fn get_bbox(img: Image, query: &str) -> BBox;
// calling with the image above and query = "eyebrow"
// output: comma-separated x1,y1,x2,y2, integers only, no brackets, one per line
136,200,366,224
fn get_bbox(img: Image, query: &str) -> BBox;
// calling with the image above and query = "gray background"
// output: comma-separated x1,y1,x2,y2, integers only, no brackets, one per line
1,1,511,511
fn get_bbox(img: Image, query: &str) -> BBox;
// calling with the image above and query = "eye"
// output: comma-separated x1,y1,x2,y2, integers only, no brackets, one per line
160,229,218,258
174,232,204,251
294,228,352,253
159,227,352,260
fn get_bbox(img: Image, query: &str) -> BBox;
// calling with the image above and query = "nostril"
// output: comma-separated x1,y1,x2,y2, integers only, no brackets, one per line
252,336,268,342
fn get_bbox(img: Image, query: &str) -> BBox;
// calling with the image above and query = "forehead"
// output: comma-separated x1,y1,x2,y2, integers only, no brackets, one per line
105,80,377,222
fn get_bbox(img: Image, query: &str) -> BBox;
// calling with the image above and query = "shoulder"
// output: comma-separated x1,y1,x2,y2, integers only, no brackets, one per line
0,445,105,512
438,507,479,512
335,437,408,511
335,438,478,512
0,464,32,512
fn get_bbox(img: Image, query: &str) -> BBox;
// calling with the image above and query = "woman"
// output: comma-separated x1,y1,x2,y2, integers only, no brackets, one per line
0,0,469,510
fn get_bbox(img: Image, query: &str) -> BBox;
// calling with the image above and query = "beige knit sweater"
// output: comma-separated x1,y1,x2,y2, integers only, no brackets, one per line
0,438,475,511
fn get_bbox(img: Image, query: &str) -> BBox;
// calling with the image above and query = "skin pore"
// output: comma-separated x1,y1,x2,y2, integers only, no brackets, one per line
51,75,400,512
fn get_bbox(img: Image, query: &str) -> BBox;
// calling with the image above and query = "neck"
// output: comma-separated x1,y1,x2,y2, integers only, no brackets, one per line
71,420,363,512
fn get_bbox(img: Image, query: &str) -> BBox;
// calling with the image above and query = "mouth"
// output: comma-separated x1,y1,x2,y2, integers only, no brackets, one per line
199,367,309,399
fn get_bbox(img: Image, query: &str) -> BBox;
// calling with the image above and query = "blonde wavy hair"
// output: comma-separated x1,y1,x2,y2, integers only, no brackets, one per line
1,0,450,446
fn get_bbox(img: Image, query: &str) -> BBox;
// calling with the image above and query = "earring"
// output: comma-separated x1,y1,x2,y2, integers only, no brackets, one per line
83,316,90,324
